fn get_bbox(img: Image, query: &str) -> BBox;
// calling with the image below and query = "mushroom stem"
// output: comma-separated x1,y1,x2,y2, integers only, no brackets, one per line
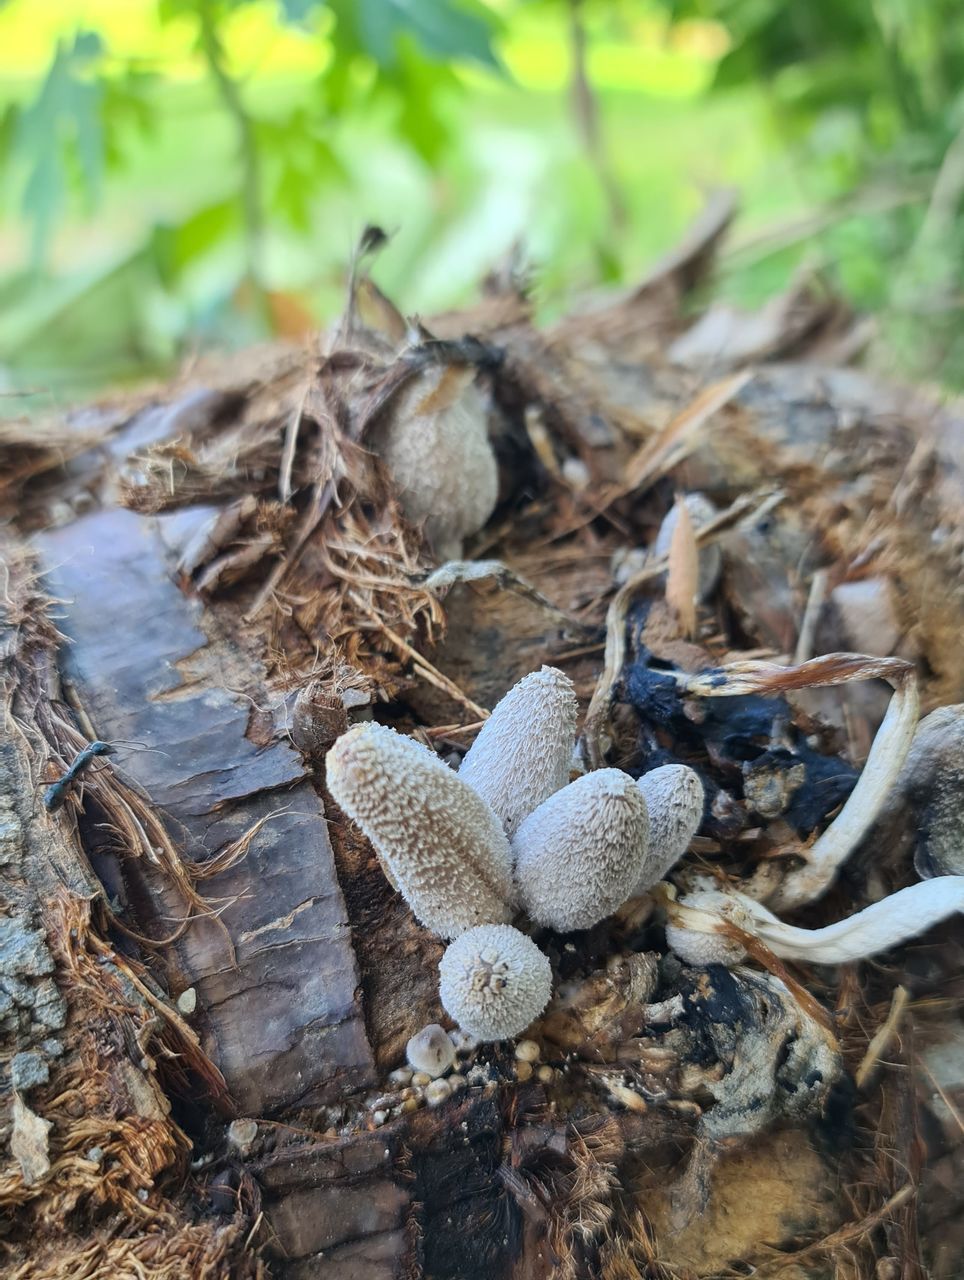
676,653,920,909
667,877,964,966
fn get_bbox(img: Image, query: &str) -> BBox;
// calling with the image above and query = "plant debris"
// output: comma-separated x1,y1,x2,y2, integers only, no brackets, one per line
1,196,962,1279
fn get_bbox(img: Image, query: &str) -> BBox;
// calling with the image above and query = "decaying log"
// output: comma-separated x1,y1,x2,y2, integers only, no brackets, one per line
1,198,962,1278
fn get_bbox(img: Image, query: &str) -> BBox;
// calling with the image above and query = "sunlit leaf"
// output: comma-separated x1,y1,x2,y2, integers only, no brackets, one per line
151,198,242,286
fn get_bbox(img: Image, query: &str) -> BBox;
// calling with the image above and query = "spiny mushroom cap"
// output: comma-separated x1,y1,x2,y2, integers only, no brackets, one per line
654,492,721,601
405,1023,456,1077
326,722,514,939
513,769,650,932
372,367,498,561
439,924,552,1041
628,765,704,897
458,666,578,837
664,888,750,967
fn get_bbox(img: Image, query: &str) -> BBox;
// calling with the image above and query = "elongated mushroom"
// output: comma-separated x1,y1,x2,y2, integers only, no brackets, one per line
458,666,578,836
627,764,704,897
370,363,498,561
326,722,514,939
665,877,964,967
513,769,650,932
439,924,552,1041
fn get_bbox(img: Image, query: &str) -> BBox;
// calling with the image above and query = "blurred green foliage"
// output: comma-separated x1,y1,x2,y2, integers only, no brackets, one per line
1,0,963,399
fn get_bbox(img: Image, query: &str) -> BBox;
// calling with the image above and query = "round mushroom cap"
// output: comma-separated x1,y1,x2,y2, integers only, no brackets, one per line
664,889,750,967
406,1024,456,1078
439,924,552,1042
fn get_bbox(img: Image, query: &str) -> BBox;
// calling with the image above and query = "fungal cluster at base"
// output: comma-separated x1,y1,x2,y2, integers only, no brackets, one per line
326,659,962,1073
326,664,706,1044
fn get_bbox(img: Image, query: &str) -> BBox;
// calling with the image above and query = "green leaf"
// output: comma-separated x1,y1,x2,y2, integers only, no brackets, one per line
356,0,499,69
14,32,107,266
151,198,241,286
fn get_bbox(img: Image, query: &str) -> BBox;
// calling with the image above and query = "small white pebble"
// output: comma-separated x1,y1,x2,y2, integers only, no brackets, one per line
372,1109,388,1126
85,1146,104,1165
425,1078,452,1107
536,1065,554,1084
137,1188,149,1203
411,1071,432,1087
389,1067,413,1087
448,1073,467,1093
514,1040,540,1063
514,1060,533,1082
176,987,197,1015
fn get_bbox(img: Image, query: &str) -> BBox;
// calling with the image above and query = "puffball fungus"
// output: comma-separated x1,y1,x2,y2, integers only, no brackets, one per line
405,1024,456,1078
629,764,704,896
459,665,578,836
513,769,650,932
370,364,498,561
326,722,514,939
439,923,552,1041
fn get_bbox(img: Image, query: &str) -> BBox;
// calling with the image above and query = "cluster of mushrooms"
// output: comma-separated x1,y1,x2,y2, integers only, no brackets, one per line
326,666,964,1045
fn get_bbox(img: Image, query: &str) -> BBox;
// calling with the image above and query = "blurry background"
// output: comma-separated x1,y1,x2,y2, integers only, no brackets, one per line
2,0,963,402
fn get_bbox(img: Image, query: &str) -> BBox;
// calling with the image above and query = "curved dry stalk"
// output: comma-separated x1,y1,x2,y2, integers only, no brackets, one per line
665,876,963,966
676,652,920,909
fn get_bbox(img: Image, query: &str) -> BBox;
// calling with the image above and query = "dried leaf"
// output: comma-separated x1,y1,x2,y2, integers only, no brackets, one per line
665,494,698,638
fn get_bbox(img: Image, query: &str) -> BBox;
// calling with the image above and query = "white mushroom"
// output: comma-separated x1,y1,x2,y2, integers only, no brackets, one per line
439,923,552,1042
458,666,578,836
406,1024,456,1078
370,364,497,561
666,877,964,967
628,764,704,897
326,722,514,938
513,769,650,932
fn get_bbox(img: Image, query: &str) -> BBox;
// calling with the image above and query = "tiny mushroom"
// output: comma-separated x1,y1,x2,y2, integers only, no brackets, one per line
458,665,578,836
439,924,552,1042
628,764,704,897
326,722,514,939
513,769,650,932
406,1024,456,1078
666,877,964,967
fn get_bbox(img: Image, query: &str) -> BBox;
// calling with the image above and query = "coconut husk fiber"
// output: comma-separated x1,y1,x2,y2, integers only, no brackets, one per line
1,197,962,1280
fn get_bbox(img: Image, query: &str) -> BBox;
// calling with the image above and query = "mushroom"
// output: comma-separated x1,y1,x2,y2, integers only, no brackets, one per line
513,769,650,932
438,923,552,1041
627,764,704,897
326,722,514,938
406,1024,456,1078
665,877,964,967
369,363,498,561
458,666,578,836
